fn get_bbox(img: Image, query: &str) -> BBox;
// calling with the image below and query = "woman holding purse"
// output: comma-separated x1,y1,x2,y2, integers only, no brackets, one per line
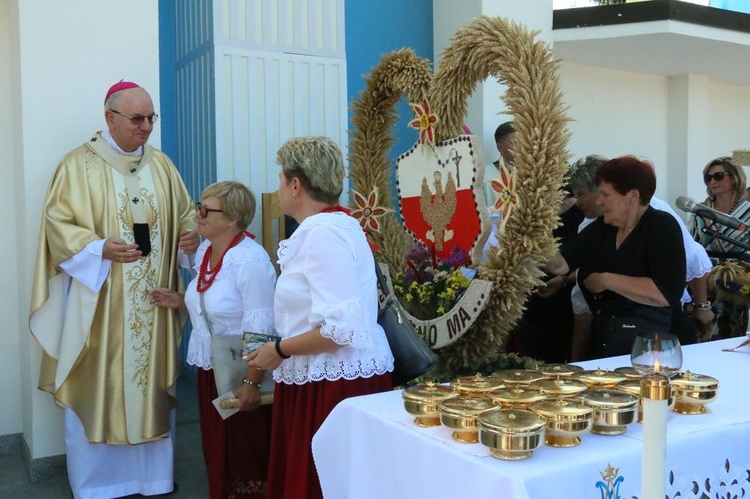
150,181,276,498
245,136,394,499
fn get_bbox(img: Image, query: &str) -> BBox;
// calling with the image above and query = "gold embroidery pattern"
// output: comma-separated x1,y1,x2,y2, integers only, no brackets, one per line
118,189,161,394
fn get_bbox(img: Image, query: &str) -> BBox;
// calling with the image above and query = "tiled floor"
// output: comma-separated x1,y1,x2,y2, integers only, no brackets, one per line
0,370,210,498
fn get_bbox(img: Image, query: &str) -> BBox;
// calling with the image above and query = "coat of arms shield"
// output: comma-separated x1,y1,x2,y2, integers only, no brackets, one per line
396,135,490,265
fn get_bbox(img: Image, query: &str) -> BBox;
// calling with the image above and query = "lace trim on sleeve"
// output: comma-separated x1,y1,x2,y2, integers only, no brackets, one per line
317,300,373,349
242,308,275,335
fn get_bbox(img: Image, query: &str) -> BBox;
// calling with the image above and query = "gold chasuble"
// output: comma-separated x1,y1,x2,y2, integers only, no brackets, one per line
30,132,196,445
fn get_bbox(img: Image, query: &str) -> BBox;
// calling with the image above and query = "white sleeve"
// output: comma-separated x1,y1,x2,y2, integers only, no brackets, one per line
59,239,111,292
650,197,712,280
236,256,276,334
304,225,373,348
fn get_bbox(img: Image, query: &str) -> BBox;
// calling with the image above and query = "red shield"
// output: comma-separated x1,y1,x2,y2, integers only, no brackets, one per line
396,135,490,264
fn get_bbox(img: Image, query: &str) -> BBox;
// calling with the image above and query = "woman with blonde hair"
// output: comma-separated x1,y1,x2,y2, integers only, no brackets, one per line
151,181,276,498
690,156,750,339
246,136,394,499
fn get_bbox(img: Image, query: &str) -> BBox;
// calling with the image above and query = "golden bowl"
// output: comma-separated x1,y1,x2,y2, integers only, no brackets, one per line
439,396,498,443
479,409,546,460
613,366,642,380
574,368,627,389
540,363,584,379
670,371,719,415
488,386,548,410
529,398,593,448
451,373,506,398
493,369,546,386
530,378,588,399
578,389,639,435
402,383,459,427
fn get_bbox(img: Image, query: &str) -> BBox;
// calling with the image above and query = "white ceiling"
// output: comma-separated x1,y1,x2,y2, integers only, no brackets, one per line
553,19,750,86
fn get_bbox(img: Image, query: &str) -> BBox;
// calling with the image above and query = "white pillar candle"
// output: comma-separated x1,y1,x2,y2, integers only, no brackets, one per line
641,373,669,499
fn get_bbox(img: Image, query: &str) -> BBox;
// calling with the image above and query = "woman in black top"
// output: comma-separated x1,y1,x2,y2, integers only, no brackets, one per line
547,156,696,358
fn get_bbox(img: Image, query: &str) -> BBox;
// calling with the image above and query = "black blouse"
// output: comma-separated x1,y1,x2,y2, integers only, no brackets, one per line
560,206,686,313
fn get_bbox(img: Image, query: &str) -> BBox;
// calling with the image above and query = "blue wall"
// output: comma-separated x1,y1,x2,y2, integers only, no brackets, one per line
345,0,434,162
158,0,178,163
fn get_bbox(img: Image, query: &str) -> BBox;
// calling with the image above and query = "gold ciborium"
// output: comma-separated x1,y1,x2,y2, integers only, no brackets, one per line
529,398,593,448
451,373,506,398
578,389,639,435
488,386,547,410
439,396,498,443
402,383,458,427
574,368,627,390
479,409,546,460
670,371,718,415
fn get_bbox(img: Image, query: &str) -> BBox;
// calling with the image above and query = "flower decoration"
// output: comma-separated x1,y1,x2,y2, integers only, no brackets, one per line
351,187,391,233
490,163,518,220
393,243,472,320
408,99,438,148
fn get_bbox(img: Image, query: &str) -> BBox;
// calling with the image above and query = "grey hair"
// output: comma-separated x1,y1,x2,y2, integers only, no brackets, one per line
568,154,609,194
104,87,149,111
201,180,256,229
276,136,344,204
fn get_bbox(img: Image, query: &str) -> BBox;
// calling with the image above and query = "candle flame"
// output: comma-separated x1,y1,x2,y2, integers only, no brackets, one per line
654,357,660,372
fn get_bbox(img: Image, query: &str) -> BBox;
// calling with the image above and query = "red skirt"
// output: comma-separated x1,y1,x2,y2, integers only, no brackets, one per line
197,369,273,499
266,374,393,499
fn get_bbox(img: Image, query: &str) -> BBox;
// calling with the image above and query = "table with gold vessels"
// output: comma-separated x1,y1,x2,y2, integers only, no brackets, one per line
312,338,750,498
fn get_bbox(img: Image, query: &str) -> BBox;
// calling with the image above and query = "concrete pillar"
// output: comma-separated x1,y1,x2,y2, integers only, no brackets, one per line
667,74,710,215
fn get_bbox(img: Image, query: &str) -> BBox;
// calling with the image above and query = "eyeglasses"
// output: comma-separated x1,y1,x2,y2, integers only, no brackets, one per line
111,109,159,126
704,171,732,184
195,201,223,218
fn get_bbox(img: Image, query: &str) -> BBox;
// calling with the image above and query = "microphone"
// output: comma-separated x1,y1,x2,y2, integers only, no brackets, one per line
675,196,746,231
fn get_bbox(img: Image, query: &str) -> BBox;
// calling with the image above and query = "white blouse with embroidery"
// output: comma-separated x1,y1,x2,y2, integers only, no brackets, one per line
273,212,394,384
185,237,276,369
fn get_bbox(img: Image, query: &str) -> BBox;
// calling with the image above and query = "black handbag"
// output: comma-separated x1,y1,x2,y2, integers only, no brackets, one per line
593,301,672,358
374,262,439,386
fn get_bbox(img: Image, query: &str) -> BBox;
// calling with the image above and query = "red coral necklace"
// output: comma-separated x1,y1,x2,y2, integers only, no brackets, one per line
196,231,246,293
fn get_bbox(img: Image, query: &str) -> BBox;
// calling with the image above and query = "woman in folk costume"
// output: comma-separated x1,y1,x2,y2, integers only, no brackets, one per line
151,181,276,498
246,136,394,499
29,81,198,498
690,156,750,339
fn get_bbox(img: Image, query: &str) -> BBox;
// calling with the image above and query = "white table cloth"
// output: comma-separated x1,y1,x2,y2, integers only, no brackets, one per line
312,338,750,499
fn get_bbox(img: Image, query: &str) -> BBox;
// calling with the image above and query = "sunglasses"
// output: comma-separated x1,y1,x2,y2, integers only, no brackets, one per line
704,171,732,184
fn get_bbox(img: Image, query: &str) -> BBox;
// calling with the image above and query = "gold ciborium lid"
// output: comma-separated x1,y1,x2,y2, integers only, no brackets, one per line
670,371,719,415
439,396,498,443
402,383,459,427
451,373,506,397
540,363,584,378
492,369,546,386
530,378,588,399
479,409,546,460
578,389,639,435
488,386,547,408
613,366,642,379
529,398,593,447
574,368,627,388
615,379,642,397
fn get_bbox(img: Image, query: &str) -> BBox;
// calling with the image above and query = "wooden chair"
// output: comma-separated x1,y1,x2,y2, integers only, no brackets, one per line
261,191,285,273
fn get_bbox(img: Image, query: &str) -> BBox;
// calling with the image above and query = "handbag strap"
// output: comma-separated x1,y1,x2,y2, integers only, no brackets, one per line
199,291,215,336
